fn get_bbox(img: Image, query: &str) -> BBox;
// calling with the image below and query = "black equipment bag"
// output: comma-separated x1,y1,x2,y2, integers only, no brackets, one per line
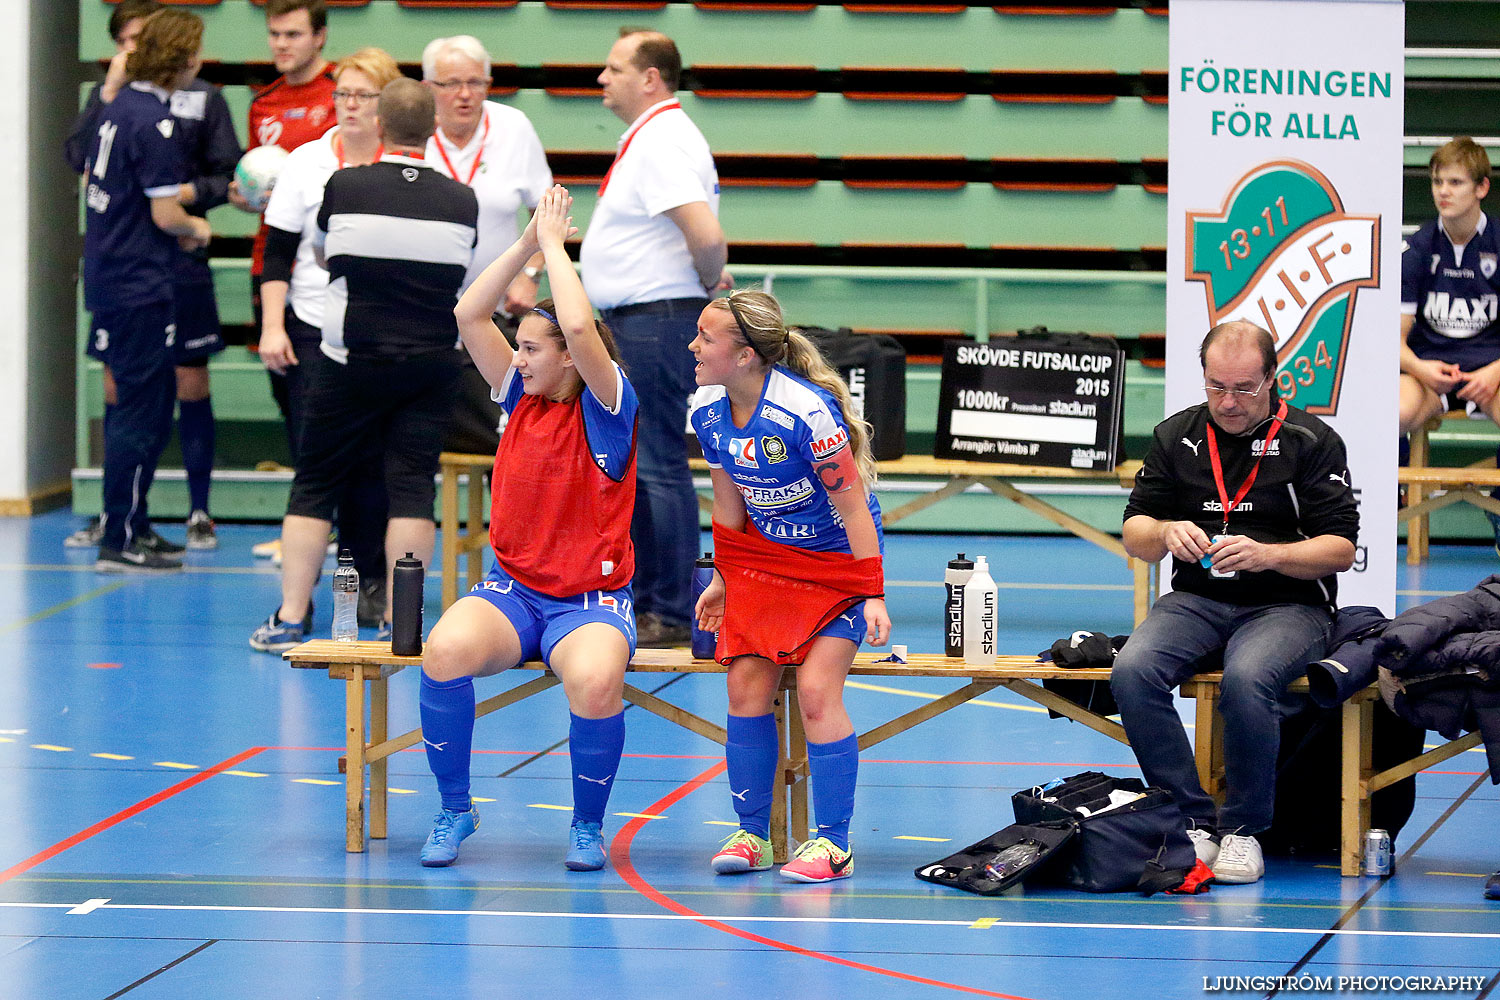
798,326,907,461
1011,772,1197,893
914,821,1077,895
1258,700,1425,855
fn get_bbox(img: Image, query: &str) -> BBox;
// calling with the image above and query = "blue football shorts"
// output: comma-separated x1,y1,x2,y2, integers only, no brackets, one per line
467,562,637,663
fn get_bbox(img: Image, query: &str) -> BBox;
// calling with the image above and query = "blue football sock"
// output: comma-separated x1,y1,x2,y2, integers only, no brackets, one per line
807,732,859,851
420,672,475,813
178,396,215,514
726,713,778,840
569,711,625,826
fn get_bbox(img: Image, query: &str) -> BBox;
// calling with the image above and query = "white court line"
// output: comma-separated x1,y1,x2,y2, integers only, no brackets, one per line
0,900,1494,940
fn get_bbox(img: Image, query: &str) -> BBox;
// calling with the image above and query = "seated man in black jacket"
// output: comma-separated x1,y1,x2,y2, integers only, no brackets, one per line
1111,321,1360,885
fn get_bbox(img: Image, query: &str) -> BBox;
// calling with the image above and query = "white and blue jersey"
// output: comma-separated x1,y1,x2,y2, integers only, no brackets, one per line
690,366,883,554
1402,214,1500,368
81,82,189,313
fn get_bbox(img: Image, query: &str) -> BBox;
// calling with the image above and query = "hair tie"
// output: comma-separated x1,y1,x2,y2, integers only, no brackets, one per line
531,306,557,326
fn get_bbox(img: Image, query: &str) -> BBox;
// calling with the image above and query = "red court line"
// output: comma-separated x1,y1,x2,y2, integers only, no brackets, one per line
610,761,1040,1000
0,746,270,886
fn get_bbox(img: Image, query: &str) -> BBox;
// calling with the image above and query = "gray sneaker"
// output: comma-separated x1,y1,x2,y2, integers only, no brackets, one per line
64,516,103,548
1211,833,1265,884
185,510,218,550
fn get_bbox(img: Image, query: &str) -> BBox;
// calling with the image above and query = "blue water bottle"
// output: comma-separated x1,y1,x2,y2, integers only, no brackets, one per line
690,552,717,660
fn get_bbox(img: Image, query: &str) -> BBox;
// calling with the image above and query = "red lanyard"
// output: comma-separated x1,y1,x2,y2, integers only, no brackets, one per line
334,132,382,170
434,109,490,186
598,100,680,197
1205,399,1287,533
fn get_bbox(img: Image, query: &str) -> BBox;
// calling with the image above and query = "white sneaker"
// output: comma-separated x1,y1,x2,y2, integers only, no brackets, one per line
1186,825,1220,867
1211,833,1265,884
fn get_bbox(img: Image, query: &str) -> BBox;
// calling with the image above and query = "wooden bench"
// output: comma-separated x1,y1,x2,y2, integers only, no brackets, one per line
438,451,1153,621
1400,411,1500,564
284,640,1479,876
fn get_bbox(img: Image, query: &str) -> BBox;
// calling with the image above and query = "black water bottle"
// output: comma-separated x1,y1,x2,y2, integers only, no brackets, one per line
690,552,717,660
944,553,974,658
391,552,424,656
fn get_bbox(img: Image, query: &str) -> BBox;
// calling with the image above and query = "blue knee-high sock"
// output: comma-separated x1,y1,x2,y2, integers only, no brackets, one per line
420,673,475,813
178,396,215,514
569,711,625,826
807,733,859,851
726,713,778,840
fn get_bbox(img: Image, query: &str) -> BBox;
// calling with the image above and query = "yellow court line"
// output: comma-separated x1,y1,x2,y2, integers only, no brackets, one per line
845,680,1048,714
894,835,951,843
1422,743,1487,754
0,738,13,743
704,820,739,827
614,812,666,820
1425,871,1489,879
31,745,72,753
527,803,571,811
153,762,198,770
970,918,999,929
473,796,496,803
389,788,417,795
0,580,126,635
222,770,265,778
293,778,340,786
91,753,133,761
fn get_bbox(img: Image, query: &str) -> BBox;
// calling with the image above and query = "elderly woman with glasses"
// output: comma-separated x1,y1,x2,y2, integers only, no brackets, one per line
687,290,890,885
422,34,553,310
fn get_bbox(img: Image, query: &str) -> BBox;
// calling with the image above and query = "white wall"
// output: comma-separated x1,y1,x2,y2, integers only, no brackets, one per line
0,1,82,506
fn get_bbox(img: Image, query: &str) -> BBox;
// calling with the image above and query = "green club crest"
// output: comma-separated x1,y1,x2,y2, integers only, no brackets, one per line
1186,160,1380,414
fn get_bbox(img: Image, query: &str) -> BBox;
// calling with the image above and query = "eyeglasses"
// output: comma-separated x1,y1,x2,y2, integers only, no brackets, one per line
429,78,491,93
332,89,380,105
1204,375,1267,399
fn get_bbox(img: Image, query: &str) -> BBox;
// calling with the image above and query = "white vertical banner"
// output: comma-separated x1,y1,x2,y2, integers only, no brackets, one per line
1166,0,1404,615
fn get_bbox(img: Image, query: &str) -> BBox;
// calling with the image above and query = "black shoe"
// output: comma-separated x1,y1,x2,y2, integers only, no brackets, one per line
96,541,183,574
357,578,387,628
136,526,186,556
1486,870,1500,900
636,611,691,648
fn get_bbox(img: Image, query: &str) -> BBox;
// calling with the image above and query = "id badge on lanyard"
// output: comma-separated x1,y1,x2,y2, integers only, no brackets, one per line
1203,399,1287,579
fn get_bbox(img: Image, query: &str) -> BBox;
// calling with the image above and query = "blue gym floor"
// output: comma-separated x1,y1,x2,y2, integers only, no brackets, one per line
1,510,1495,999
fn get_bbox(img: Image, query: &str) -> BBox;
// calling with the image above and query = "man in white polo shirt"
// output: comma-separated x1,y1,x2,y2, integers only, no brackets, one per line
581,28,729,647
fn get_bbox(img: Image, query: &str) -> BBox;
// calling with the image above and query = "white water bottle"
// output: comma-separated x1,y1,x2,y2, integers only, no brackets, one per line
332,549,359,642
962,555,997,664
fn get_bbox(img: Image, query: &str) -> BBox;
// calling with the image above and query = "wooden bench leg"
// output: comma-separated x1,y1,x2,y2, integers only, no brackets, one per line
770,692,789,864
344,670,367,853
441,459,460,608
1188,682,1223,798
370,674,388,841
1341,696,1374,876
1407,420,1433,565
786,687,808,858
466,467,487,596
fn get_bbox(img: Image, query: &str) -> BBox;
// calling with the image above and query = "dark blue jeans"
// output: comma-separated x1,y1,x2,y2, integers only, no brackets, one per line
600,297,706,628
1109,590,1332,835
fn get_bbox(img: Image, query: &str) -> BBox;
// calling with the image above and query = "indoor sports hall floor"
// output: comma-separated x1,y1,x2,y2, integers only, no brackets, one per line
0,510,1495,1000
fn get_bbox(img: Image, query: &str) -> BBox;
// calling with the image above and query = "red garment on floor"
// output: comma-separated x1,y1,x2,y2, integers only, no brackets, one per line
711,520,884,666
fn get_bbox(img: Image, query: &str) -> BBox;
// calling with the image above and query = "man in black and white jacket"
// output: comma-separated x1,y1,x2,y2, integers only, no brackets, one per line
1111,321,1360,884
252,78,478,651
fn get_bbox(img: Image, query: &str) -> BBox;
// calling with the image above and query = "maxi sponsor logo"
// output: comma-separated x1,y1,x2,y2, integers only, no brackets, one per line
1186,160,1379,415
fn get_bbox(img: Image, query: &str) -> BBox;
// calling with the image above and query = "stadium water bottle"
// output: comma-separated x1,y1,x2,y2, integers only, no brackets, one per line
391,553,424,656
332,549,359,642
690,552,717,660
944,553,974,657
962,555,997,665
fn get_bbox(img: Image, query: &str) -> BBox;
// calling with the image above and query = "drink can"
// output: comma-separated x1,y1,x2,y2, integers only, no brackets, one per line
1364,828,1392,876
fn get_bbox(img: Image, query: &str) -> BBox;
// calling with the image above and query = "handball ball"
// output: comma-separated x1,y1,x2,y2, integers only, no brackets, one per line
234,145,290,211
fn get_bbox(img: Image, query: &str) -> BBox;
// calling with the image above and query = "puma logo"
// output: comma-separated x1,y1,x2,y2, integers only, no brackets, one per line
1329,471,1350,487
1181,437,1203,457
423,739,447,752
839,613,857,627
730,787,749,802
578,773,613,786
